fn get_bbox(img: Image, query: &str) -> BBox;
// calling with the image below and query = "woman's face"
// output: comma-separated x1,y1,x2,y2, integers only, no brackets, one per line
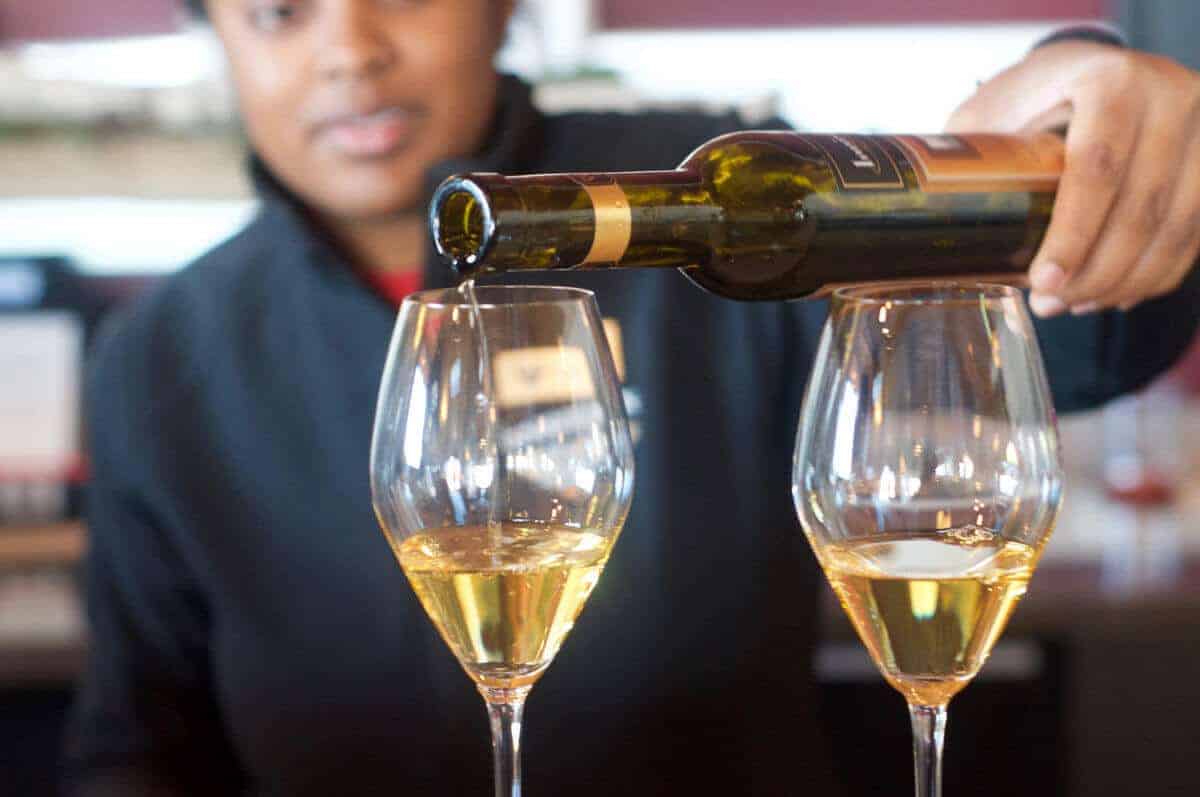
208,0,511,221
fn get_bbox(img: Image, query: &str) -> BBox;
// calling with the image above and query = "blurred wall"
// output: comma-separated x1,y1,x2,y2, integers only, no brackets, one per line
600,0,1108,28
2,0,1112,43
0,0,176,42
1118,0,1200,70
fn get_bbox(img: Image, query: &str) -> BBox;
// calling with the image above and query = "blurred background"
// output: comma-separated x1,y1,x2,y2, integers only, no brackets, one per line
2,1,1199,794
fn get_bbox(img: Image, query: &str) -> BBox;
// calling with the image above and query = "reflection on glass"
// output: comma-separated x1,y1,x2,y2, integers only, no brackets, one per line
794,283,1063,797
371,286,634,796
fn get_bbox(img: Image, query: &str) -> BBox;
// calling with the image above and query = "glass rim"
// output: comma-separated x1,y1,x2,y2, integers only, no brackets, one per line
832,281,1023,306
402,284,596,310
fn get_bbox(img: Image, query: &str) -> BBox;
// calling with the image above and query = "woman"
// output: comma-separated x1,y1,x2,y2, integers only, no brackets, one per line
65,1,1200,794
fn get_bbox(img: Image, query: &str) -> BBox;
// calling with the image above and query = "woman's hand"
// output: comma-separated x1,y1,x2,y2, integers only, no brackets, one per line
947,41,1200,317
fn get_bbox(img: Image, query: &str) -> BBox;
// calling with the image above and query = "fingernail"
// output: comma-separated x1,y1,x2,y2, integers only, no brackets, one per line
1029,293,1068,317
1070,302,1101,316
1029,262,1067,294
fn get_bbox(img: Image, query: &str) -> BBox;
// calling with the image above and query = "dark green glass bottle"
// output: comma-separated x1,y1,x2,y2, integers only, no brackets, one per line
430,132,1062,301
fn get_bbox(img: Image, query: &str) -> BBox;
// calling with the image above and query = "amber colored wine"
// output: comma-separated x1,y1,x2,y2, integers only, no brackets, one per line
431,131,1063,300
822,530,1037,706
396,524,613,690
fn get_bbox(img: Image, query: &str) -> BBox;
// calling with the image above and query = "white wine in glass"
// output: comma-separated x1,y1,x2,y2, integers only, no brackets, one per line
822,531,1036,707
371,286,634,796
395,523,613,691
793,283,1063,796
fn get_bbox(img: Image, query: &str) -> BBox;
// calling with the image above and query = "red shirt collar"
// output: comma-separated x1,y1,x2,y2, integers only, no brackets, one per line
360,268,423,306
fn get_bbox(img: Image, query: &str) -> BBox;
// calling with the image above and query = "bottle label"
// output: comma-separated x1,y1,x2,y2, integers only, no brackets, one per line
807,135,906,190
803,133,1063,193
570,175,633,265
891,133,1063,193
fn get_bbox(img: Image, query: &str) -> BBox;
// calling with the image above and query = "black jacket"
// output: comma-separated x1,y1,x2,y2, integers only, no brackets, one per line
65,76,1198,795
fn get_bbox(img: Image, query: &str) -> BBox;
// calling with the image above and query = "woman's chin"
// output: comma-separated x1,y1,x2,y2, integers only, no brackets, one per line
312,181,424,223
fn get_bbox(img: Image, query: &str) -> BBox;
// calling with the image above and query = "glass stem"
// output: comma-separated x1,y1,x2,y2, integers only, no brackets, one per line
484,688,529,797
909,703,947,797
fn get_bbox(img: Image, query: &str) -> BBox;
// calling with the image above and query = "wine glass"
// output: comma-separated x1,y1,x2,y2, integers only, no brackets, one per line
793,282,1063,796
370,285,635,796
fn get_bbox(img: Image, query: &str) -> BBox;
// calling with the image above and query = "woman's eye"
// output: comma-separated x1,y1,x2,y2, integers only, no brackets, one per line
249,2,302,32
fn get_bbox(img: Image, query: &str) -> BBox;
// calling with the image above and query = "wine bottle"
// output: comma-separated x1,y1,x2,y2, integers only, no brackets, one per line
430,132,1063,301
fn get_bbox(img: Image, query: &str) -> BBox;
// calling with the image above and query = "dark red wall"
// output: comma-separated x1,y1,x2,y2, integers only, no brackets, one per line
0,0,1110,41
0,0,177,42
600,0,1109,29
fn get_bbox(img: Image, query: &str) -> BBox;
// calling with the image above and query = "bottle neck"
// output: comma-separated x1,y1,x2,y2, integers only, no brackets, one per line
431,170,718,277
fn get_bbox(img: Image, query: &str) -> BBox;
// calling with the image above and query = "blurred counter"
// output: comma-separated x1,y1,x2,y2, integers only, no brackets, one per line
0,523,85,686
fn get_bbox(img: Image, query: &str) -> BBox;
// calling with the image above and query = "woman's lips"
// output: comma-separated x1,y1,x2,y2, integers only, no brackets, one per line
319,107,420,159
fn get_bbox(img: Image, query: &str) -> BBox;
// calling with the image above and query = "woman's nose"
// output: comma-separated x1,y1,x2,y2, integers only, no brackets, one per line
315,3,398,82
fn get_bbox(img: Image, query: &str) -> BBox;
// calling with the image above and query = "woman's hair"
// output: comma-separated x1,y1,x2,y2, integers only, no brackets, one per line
184,0,207,18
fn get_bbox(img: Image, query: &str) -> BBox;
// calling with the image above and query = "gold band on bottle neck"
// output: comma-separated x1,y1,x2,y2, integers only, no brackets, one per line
574,179,632,265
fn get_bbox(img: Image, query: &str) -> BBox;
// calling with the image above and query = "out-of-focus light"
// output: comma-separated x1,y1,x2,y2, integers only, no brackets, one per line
18,28,225,89
586,24,1063,131
0,198,257,274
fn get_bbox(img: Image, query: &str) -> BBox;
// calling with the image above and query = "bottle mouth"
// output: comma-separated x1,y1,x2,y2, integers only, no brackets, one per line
429,176,495,273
